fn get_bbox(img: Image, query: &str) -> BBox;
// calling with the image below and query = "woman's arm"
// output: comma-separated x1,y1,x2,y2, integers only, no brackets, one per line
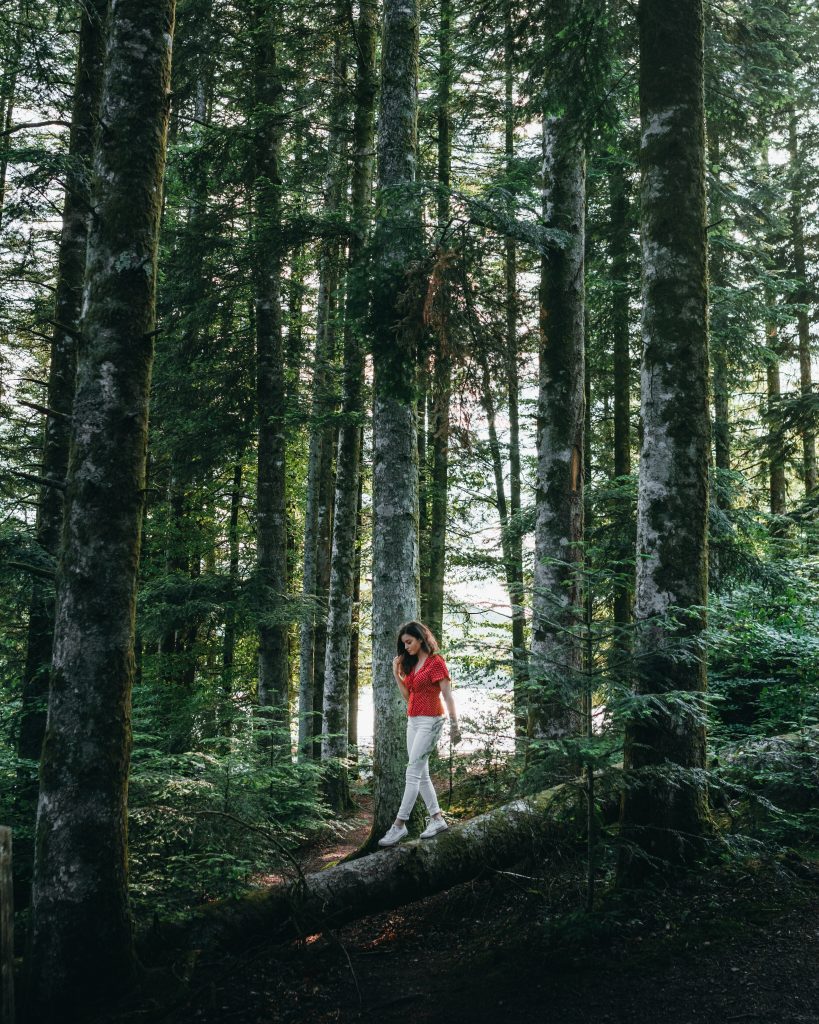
439,680,461,743
392,656,409,702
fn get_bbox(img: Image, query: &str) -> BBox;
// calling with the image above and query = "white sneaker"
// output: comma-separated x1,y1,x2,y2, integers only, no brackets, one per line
420,816,449,839
378,823,408,847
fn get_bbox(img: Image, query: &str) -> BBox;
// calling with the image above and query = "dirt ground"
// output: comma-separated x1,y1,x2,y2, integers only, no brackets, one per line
129,798,819,1024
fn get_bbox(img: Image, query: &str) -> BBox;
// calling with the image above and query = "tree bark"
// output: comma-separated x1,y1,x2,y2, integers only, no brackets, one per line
250,2,289,750
298,27,347,760
608,154,633,669
502,2,528,739
222,462,242,699
788,111,816,496
348,436,365,757
0,2,22,231
322,0,378,808
707,128,731,496
366,0,423,849
618,0,711,883
530,10,586,741
16,0,107,884
25,1,175,1016
425,0,453,645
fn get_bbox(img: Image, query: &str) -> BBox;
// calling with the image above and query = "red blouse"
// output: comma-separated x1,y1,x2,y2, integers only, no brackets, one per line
404,654,450,717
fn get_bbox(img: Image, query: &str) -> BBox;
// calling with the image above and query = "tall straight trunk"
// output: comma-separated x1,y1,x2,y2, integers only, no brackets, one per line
16,0,107,860
365,0,423,849
503,2,528,738
298,28,346,760
766,323,786,518
707,129,731,494
530,11,586,740
788,111,817,496
25,1,175,1015
417,365,430,622
312,412,337,758
348,432,365,756
618,0,711,882
322,0,377,804
0,3,22,231
222,462,242,697
608,156,633,663
476,354,526,671
425,0,453,645
251,3,289,749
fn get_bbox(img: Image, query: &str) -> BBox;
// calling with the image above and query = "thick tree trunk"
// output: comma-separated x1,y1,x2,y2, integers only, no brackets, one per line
618,0,711,883
24,1,175,1016
321,0,377,806
251,3,289,749
366,0,423,849
530,31,586,741
788,112,816,496
16,0,107,879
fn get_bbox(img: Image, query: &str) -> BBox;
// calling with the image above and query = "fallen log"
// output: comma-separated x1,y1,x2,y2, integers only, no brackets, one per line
145,778,617,961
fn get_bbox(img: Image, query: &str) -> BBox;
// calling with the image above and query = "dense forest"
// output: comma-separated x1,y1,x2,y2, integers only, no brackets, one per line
1,0,818,1021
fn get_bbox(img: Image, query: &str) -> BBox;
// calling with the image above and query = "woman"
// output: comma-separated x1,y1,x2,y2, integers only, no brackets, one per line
378,620,462,847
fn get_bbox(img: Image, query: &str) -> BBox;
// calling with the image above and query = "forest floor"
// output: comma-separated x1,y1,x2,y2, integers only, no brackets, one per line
116,774,819,1024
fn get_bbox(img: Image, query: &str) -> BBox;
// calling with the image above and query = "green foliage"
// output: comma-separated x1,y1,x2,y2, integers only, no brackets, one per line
128,705,327,921
709,575,819,738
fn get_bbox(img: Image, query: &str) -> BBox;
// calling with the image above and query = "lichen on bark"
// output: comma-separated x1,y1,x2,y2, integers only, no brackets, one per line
618,0,712,881
26,0,176,1016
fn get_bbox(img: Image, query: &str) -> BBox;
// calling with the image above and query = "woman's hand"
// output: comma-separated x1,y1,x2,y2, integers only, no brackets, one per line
393,656,409,703
449,720,462,746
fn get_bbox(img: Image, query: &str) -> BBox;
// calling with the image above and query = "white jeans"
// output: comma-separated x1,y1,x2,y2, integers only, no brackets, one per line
397,715,445,821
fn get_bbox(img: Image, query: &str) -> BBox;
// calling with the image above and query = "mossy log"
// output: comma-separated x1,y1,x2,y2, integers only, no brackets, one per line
146,781,615,959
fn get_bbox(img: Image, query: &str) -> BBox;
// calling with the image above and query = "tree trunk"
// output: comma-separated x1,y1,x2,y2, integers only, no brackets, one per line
25,1,175,1016
788,111,816,496
618,0,711,883
0,3,22,231
251,2,289,750
707,129,731,497
503,3,528,740
298,29,347,760
348,435,365,757
417,365,430,623
530,20,586,741
366,0,423,850
321,0,378,807
425,0,453,645
765,323,787,520
608,155,633,670
15,0,107,887
222,462,242,701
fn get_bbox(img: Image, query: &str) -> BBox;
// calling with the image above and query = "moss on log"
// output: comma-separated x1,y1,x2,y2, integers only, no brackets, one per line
145,781,616,961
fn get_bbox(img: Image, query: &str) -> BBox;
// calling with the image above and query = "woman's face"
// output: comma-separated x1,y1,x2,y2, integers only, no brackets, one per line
401,633,422,657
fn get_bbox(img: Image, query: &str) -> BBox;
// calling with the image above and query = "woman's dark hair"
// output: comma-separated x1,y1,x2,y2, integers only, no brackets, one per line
395,620,439,676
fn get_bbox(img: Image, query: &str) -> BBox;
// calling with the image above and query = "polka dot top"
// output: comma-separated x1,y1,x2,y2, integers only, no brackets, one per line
404,654,450,717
